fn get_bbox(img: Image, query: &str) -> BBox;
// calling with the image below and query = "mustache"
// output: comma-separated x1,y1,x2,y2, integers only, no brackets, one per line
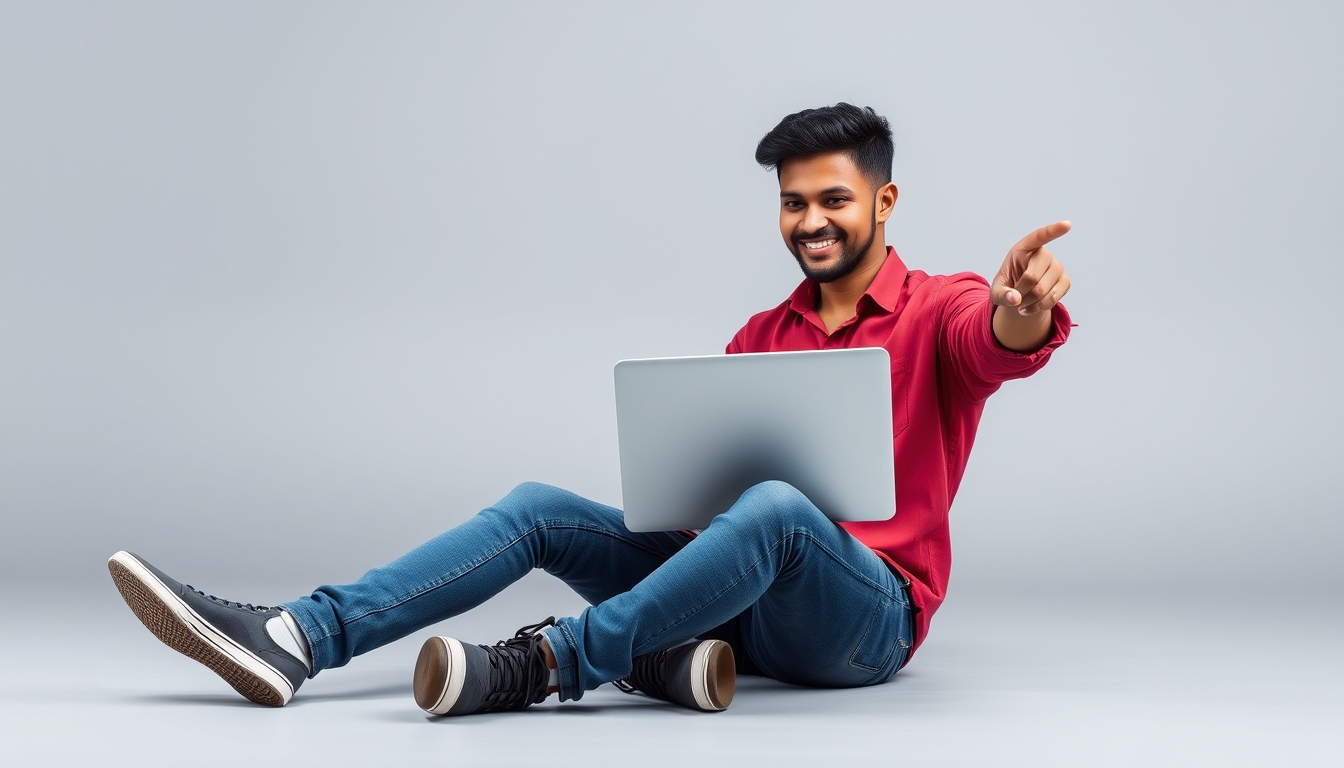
793,226,845,244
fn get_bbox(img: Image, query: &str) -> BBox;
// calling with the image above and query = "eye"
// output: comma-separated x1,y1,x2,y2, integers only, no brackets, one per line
826,196,849,206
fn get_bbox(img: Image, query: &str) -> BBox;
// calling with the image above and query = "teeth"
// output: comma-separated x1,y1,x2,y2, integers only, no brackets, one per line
803,238,837,250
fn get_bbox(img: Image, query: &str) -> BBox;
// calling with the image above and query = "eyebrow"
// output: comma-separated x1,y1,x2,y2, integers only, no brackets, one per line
780,185,854,198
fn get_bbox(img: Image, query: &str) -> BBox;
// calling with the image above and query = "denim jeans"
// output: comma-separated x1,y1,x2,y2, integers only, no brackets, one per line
281,480,913,701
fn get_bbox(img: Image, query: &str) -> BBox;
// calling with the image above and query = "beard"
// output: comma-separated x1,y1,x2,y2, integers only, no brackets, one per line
789,211,878,283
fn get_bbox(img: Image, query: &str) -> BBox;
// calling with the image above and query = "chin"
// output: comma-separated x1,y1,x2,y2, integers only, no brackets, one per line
795,252,863,283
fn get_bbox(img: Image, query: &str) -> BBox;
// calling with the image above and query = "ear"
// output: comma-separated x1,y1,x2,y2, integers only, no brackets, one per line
874,182,898,224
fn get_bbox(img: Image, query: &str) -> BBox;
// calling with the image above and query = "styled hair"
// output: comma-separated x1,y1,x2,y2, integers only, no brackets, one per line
754,103,893,187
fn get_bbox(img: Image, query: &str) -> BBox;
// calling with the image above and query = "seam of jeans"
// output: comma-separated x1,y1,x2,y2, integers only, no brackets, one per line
338,518,671,628
790,527,905,601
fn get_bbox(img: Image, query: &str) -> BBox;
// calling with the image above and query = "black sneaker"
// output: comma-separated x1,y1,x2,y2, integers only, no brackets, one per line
107,551,307,707
614,639,736,712
414,617,555,716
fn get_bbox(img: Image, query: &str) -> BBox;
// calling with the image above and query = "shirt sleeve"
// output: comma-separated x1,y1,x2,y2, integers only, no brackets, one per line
725,328,746,354
936,273,1073,403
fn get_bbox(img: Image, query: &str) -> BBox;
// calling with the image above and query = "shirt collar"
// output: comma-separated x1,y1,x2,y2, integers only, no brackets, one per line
786,246,909,317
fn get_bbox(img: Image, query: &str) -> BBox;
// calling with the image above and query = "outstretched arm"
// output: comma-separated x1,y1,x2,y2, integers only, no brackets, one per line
990,221,1073,352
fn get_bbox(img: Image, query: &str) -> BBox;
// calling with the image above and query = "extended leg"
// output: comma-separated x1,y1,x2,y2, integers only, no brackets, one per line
108,482,687,706
281,482,688,673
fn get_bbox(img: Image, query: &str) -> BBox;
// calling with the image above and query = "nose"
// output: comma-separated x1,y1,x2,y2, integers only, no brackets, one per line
801,204,829,236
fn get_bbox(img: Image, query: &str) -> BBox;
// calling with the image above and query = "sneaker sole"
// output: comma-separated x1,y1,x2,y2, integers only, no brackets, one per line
107,551,294,707
414,635,467,715
692,640,735,711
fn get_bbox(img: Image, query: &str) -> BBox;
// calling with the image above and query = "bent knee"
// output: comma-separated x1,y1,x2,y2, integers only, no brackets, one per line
723,481,827,531
504,481,567,504
741,480,816,515
491,481,620,529
490,481,576,524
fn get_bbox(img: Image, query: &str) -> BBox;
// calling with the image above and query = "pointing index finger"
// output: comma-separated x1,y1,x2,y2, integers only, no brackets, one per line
1014,220,1072,253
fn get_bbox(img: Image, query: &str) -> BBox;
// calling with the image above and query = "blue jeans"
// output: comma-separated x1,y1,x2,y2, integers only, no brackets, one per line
282,480,913,701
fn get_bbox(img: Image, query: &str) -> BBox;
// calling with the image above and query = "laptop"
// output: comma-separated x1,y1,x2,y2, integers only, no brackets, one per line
614,348,896,533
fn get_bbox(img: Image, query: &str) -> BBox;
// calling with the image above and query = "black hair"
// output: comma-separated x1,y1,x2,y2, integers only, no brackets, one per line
754,103,893,188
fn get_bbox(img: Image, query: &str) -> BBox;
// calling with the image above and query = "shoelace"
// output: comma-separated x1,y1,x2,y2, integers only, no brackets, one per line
479,617,556,711
185,585,273,613
613,647,670,699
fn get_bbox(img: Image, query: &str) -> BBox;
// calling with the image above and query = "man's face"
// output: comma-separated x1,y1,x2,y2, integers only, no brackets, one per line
777,153,891,283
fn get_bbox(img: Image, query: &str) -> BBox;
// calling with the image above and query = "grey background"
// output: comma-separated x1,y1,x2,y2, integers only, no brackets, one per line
3,1,1339,593
0,3,1340,765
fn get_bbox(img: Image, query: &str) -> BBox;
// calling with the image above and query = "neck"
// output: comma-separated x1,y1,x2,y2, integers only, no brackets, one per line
816,238,888,332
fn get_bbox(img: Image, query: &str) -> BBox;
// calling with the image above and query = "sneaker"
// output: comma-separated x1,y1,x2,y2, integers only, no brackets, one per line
614,639,736,712
414,617,555,716
107,551,307,707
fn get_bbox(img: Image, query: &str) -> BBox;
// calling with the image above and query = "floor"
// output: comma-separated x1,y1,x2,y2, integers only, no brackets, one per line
2,573,1339,767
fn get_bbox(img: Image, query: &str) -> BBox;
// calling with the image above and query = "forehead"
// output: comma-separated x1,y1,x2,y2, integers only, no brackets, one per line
778,152,867,194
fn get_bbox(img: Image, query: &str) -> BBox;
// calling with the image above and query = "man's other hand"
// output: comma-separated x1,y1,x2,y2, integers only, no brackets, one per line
989,221,1072,352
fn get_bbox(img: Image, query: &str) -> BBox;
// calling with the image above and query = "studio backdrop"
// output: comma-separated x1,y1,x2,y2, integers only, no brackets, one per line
0,1,1339,597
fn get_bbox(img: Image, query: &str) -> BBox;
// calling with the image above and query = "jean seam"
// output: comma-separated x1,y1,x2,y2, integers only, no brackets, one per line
799,529,904,601
633,532,781,651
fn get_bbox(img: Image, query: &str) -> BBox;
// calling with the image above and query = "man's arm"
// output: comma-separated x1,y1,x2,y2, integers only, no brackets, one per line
989,221,1073,352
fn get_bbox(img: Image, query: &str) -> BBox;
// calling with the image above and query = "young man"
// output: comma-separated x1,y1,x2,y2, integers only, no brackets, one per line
109,103,1073,716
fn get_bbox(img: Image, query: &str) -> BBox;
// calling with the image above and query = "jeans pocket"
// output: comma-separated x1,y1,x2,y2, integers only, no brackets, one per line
848,599,900,673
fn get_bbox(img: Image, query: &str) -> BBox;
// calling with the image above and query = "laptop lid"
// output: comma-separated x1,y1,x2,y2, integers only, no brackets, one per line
614,348,896,532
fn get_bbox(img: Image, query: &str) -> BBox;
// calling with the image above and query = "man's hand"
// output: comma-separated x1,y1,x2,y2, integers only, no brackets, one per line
990,221,1072,352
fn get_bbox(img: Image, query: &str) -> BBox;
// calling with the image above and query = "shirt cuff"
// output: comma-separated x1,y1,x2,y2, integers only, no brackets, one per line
980,298,1074,365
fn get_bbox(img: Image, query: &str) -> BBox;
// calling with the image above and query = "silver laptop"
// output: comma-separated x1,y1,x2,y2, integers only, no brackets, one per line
614,348,896,532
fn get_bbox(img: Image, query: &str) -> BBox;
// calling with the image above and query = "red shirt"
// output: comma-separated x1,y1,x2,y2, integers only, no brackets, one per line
726,247,1073,656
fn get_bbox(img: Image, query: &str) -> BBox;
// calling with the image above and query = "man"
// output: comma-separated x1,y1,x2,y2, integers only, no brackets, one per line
109,103,1073,716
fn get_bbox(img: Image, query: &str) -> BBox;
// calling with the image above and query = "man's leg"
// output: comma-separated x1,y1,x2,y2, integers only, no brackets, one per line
543,480,914,700
282,481,688,674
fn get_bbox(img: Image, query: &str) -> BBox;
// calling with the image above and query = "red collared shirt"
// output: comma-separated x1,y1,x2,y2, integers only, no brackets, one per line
726,247,1073,656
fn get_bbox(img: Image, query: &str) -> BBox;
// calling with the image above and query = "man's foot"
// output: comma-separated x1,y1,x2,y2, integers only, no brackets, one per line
614,639,736,712
107,551,308,707
414,618,555,716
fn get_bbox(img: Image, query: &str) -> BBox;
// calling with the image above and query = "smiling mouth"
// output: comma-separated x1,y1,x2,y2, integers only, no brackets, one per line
801,238,838,251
